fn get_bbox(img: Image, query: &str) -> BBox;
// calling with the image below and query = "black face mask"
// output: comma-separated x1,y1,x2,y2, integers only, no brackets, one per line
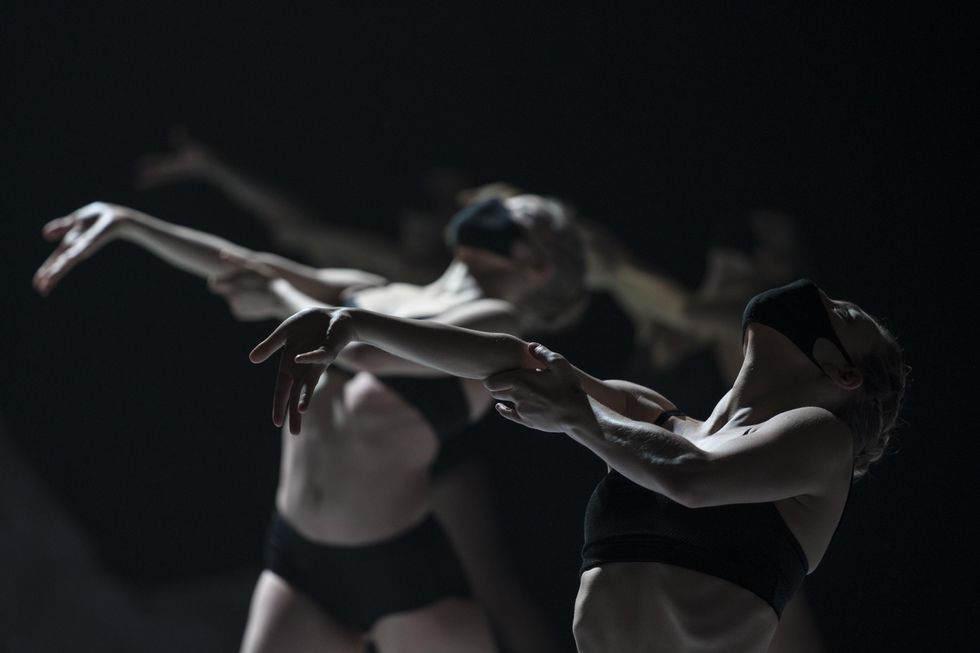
742,279,854,373
445,198,525,259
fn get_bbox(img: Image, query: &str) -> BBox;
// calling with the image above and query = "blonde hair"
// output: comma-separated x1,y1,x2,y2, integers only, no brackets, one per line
508,194,587,332
840,319,908,479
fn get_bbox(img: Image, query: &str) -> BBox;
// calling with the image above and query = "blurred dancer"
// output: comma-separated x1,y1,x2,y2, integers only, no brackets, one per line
34,195,586,652
136,129,468,283
251,278,906,653
138,133,568,651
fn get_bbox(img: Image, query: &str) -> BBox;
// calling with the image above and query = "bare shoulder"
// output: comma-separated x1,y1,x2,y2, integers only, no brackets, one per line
758,406,854,465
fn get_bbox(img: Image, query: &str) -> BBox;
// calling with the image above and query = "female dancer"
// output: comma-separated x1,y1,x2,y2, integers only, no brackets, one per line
251,278,906,652
34,195,586,652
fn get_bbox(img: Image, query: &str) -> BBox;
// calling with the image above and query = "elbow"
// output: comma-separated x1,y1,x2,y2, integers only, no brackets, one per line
657,452,717,509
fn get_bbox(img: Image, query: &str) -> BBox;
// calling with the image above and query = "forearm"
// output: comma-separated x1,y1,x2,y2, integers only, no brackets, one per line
349,309,532,379
565,398,706,500
117,211,252,279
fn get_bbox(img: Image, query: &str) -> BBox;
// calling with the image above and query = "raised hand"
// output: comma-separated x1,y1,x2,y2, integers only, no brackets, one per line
208,251,287,321
484,344,592,433
135,127,217,189
249,308,357,434
33,202,134,296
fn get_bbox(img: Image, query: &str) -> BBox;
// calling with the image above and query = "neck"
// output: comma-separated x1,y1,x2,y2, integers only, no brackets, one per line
701,328,835,434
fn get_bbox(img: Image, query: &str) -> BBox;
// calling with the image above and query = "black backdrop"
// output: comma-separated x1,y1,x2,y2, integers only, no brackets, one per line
3,4,978,651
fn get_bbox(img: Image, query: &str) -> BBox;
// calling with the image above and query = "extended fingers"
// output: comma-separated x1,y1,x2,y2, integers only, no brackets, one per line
250,321,291,363
495,403,526,425
272,370,293,428
294,348,331,364
41,216,75,241
288,382,304,435
297,368,321,413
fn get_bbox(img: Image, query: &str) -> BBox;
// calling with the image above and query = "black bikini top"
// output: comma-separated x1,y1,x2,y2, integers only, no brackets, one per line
338,294,471,442
581,409,810,617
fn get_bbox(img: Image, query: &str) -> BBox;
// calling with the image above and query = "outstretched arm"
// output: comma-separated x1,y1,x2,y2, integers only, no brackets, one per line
486,346,854,508
249,305,538,433
137,130,425,279
33,202,383,303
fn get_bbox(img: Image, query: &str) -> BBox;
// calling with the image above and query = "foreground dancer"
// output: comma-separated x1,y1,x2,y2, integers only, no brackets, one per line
251,279,906,653
34,197,585,652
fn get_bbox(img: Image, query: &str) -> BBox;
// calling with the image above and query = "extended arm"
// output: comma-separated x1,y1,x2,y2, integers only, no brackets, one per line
33,202,383,303
138,131,426,279
566,400,851,507
249,304,538,432
487,346,854,508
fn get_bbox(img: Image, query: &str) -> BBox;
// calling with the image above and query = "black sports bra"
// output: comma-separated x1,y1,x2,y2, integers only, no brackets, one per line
581,410,810,617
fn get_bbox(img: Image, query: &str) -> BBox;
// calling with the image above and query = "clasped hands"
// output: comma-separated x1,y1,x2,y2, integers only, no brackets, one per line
250,311,592,437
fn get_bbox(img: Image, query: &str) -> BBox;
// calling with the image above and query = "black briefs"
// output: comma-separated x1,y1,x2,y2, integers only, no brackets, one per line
581,410,808,617
266,511,471,632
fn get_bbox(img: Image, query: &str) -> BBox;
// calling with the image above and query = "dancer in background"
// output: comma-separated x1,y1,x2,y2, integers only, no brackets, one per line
34,194,586,652
250,278,905,653
137,133,587,652
136,128,467,283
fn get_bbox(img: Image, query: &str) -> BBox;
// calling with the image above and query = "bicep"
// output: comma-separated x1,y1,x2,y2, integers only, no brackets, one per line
686,409,852,507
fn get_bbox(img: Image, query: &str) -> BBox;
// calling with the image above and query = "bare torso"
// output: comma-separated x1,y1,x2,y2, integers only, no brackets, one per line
275,282,492,544
575,414,852,653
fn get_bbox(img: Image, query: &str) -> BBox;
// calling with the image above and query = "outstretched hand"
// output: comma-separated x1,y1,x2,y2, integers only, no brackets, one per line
484,343,592,433
249,307,357,434
33,202,133,296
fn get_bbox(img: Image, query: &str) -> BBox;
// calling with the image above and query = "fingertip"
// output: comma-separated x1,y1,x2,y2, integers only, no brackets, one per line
294,351,322,364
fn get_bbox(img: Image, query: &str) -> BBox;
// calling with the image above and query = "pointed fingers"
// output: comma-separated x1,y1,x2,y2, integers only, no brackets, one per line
288,381,303,435
250,321,291,363
495,403,526,425
41,216,75,241
272,370,293,428
294,348,332,365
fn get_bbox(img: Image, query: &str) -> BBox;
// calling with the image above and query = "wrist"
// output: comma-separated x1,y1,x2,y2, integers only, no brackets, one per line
339,307,363,342
562,391,600,438
113,209,144,241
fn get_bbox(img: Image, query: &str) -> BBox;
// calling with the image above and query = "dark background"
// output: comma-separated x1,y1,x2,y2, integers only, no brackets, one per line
3,3,978,651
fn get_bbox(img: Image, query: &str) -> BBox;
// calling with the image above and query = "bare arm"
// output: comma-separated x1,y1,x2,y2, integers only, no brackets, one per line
257,277,515,376
138,131,426,278
487,346,854,508
120,212,384,302
566,402,851,508
33,202,383,304
249,305,538,432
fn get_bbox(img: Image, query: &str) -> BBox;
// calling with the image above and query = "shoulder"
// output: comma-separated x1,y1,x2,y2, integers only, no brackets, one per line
758,406,854,466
